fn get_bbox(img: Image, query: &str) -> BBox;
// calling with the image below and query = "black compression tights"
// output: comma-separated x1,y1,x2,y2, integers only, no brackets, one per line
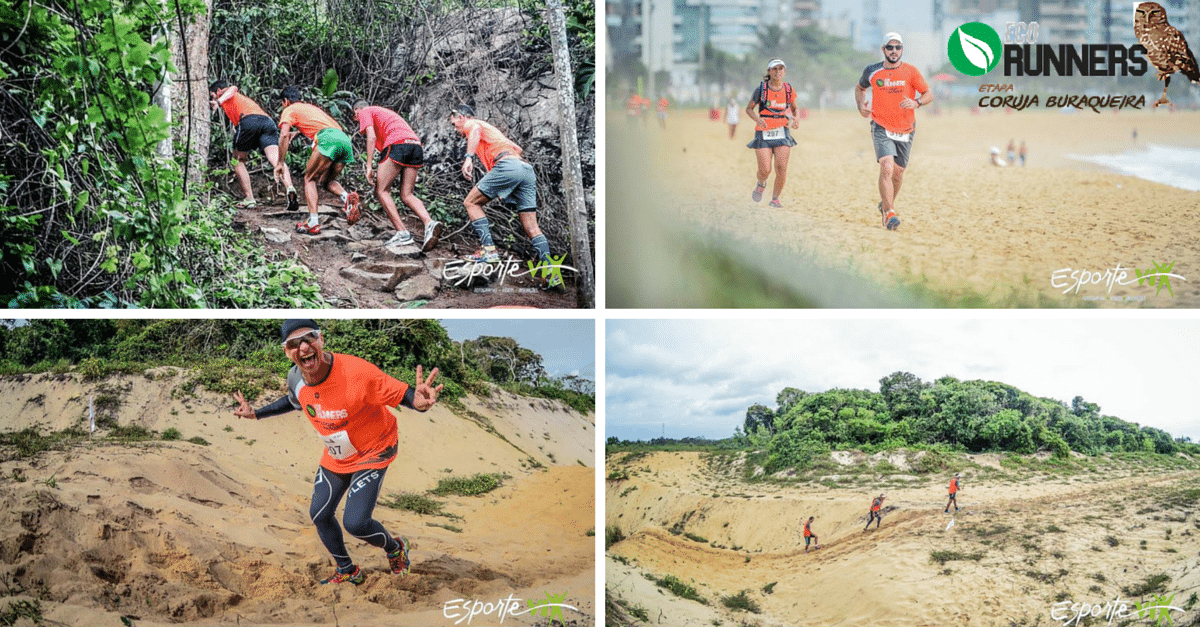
309,466,400,572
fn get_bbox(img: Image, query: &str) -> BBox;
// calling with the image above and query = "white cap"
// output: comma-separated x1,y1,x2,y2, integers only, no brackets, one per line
882,32,904,46
767,58,786,69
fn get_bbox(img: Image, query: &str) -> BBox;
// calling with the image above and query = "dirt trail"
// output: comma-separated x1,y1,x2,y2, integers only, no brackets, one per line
0,371,596,626
224,179,577,308
606,451,1200,627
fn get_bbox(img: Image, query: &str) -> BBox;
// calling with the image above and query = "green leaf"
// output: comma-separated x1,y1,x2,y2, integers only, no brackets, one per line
321,68,338,98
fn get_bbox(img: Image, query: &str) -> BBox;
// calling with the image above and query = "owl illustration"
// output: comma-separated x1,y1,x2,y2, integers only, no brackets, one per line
1134,2,1200,108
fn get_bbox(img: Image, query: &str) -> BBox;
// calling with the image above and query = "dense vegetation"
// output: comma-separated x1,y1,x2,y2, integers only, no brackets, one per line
0,319,593,414
2,0,593,307
608,371,1197,473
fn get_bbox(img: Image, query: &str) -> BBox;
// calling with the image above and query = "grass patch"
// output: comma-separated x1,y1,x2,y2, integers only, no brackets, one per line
607,469,630,481
1122,573,1170,597
721,590,760,613
0,598,44,625
109,425,156,442
1104,535,1119,547
762,581,777,594
650,574,707,605
606,526,626,549
1045,524,1065,533
929,550,985,565
684,532,709,543
426,522,462,533
0,426,86,461
382,492,451,516
619,486,638,497
186,436,210,446
430,473,505,497
161,428,182,441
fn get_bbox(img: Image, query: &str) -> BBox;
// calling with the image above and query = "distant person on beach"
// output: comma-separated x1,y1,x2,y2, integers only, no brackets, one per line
1019,141,1027,166
277,86,360,235
803,516,821,552
1006,139,1016,164
865,493,886,530
990,147,1007,167
232,319,443,585
209,81,299,211
352,100,443,251
854,32,931,231
746,58,800,209
726,96,740,139
945,473,961,513
657,96,669,129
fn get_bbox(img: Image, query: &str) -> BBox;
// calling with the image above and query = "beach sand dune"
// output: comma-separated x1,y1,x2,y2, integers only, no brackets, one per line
608,109,1200,307
0,371,595,626
606,451,1200,626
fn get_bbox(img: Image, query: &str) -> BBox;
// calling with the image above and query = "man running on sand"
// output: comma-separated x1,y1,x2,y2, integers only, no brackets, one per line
449,104,562,290
352,100,443,251
854,32,931,231
865,493,886,530
277,86,360,235
945,473,961,513
232,319,443,585
803,516,821,552
209,81,299,211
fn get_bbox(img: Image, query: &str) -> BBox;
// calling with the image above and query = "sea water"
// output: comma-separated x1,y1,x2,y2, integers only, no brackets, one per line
1069,144,1200,192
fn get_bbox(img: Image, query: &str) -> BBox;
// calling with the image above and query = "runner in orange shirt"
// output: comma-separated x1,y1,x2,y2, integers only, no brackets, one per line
232,319,443,585
656,96,669,129
209,81,299,211
865,492,886,530
353,100,443,251
854,32,932,231
745,58,800,208
449,104,562,290
802,516,821,552
276,86,360,235
945,473,961,513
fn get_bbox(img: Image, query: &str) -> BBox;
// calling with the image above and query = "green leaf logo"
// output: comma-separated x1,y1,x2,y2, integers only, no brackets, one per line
306,405,317,417
948,22,1002,76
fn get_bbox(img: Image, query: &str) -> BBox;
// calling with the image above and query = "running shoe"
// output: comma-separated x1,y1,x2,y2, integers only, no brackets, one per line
387,537,411,576
286,188,299,212
465,248,500,264
541,272,565,292
296,221,321,235
387,230,414,247
884,211,900,231
345,192,362,225
751,182,765,202
320,566,364,585
768,198,782,208
422,220,444,252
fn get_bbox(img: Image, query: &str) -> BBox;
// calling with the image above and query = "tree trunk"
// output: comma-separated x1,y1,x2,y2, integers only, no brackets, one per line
169,0,212,195
545,0,596,309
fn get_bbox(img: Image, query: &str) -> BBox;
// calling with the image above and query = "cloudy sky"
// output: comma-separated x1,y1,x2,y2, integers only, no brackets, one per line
440,319,594,380
606,318,1200,443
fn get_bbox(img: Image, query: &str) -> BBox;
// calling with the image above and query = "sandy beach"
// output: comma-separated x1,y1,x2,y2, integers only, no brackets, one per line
608,107,1200,307
605,450,1200,627
0,370,595,626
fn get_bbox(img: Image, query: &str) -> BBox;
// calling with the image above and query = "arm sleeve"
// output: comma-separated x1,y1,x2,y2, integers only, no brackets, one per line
400,386,416,410
857,66,872,89
254,395,295,419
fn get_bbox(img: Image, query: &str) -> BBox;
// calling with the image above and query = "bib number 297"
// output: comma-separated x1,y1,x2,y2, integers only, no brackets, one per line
762,127,786,141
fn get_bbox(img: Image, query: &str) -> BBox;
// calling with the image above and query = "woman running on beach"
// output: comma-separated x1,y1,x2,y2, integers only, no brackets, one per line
745,58,799,208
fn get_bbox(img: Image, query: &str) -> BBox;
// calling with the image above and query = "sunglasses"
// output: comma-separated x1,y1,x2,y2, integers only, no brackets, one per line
885,44,903,50
283,329,321,349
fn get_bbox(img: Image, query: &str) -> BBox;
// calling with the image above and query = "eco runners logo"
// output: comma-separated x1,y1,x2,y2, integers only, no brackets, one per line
949,23,1003,76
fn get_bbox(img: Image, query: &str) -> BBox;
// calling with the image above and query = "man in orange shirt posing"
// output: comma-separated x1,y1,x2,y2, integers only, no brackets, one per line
232,319,443,585
449,105,562,290
209,81,299,211
854,32,932,231
353,100,443,251
277,86,360,235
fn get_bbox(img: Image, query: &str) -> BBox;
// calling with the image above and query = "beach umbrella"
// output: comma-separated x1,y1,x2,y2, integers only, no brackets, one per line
932,73,956,81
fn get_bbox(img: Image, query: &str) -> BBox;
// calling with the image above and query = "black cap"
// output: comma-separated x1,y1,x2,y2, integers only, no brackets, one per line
281,319,320,342
451,103,475,117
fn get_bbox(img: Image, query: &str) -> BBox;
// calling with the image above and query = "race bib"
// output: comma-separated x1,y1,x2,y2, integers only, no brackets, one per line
762,127,786,141
885,129,911,143
320,430,357,460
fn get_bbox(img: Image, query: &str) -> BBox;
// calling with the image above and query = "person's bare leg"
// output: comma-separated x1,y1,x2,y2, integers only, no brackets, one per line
375,159,405,232
232,150,253,202
398,166,432,226
771,146,791,200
